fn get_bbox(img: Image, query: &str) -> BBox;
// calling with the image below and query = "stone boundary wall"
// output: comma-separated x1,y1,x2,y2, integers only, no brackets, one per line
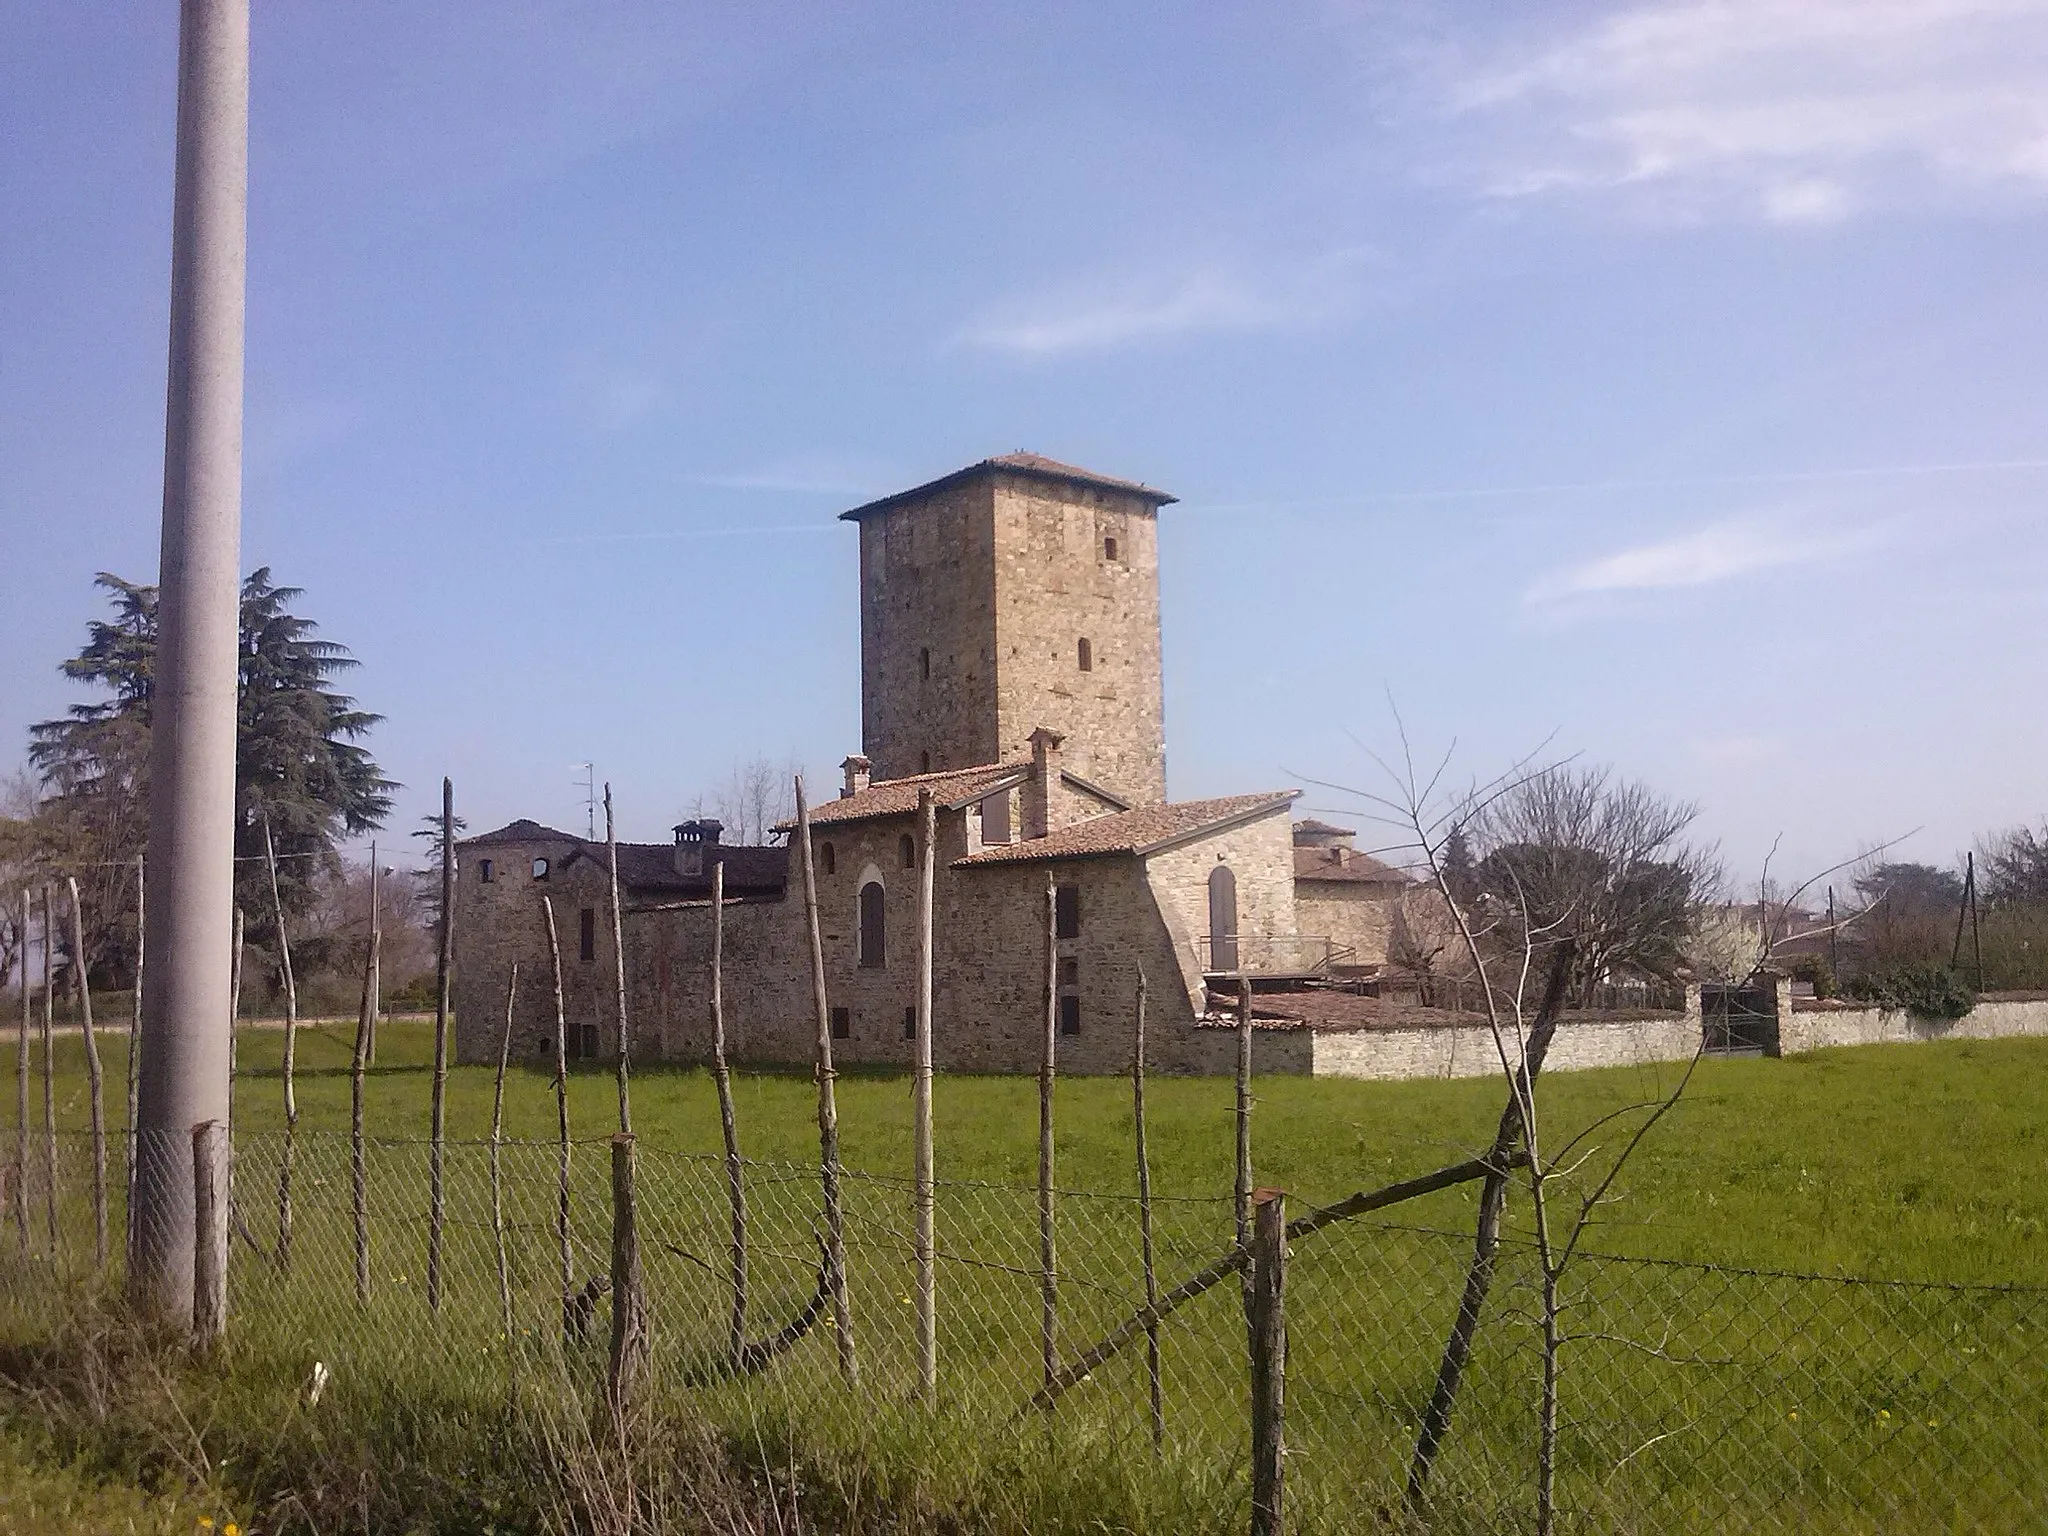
1780,996,2048,1054
1306,1009,1701,1082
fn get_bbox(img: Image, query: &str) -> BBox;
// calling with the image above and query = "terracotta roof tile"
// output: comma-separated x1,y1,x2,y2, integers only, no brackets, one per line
839,454,1176,521
561,842,788,899
1293,847,1412,885
778,762,1030,831
954,791,1297,866
461,819,584,847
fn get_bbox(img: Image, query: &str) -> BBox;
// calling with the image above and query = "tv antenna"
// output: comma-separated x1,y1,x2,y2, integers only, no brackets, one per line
573,762,596,839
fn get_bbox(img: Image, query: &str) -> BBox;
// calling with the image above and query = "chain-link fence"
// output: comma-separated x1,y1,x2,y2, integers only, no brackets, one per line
4,1126,2044,1532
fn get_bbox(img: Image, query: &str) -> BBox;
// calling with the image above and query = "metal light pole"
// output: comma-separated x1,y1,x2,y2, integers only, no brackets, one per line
131,0,250,1321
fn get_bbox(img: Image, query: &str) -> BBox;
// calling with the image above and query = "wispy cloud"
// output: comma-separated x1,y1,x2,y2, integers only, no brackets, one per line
1525,514,1873,605
1425,0,2048,222
956,249,1381,357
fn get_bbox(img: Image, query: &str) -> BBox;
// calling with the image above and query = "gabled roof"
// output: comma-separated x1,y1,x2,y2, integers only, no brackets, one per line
839,453,1177,522
954,791,1298,867
778,762,1031,831
461,819,584,848
560,842,788,900
1293,818,1356,838
1294,847,1411,886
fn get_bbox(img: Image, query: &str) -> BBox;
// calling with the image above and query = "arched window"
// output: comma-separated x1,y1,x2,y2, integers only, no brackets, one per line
900,833,916,869
532,857,550,881
1208,865,1239,972
821,841,836,876
858,880,886,968
1077,637,1093,672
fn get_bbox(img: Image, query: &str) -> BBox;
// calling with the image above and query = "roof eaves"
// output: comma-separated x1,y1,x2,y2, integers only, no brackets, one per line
839,457,1177,523
1059,769,1132,811
1133,792,1299,859
940,767,1031,812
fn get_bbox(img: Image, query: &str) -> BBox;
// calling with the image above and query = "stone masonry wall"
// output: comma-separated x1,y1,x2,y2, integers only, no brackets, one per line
991,479,1166,805
1295,885,1399,969
1142,804,1299,1011
1309,1010,1704,1081
452,831,604,1067
857,476,1000,781
1778,996,2048,1053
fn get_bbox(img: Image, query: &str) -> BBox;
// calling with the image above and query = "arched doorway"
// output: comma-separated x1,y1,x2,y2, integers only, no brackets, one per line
1208,864,1238,972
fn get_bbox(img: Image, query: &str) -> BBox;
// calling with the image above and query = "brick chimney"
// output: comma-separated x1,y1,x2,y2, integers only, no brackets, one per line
841,755,872,798
672,819,722,878
1024,727,1064,841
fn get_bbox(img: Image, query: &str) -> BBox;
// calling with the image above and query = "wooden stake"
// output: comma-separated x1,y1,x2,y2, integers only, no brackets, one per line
192,1119,228,1350
366,845,379,1066
226,905,242,1236
794,774,856,1382
1235,969,1255,1325
605,784,631,1136
39,886,56,1257
1133,968,1163,1452
351,907,377,1307
65,878,108,1272
262,816,298,1274
1249,1189,1288,1536
606,1133,648,1416
492,962,519,1390
1039,873,1059,1395
428,777,454,1315
125,858,143,1269
542,897,575,1345
913,788,938,1403
709,860,749,1371
14,889,31,1253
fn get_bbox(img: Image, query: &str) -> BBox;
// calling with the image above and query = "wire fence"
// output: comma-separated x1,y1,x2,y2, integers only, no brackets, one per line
4,1127,2045,1533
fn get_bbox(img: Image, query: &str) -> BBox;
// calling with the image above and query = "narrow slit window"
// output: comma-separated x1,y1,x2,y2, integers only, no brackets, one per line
821,841,836,876
1055,884,1081,940
1104,535,1118,561
858,881,886,968
920,646,931,681
900,833,916,869
903,1005,918,1040
1059,995,1081,1036
1077,637,1093,672
579,907,596,963
920,750,932,774
479,858,494,884
831,1006,851,1040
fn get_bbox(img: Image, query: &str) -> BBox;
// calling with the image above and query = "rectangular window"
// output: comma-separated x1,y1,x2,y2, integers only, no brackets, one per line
831,1006,851,1040
479,858,494,883
1058,957,1079,987
581,1023,600,1059
1059,995,1081,1037
903,1005,917,1040
579,907,596,963
1055,884,1081,940
982,790,1011,845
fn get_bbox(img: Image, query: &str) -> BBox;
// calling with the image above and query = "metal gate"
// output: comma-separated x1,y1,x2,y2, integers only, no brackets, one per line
1700,982,1777,1055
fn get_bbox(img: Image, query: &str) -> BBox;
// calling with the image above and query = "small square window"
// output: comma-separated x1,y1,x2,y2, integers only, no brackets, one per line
904,1005,918,1040
1059,995,1081,1037
1055,884,1081,940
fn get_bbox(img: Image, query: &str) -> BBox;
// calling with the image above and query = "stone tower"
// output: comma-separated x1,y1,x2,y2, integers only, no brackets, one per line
842,453,1173,804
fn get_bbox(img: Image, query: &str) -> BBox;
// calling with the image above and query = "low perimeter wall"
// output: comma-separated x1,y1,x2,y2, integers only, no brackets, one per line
1308,1012,1703,1082
1780,995,2048,1054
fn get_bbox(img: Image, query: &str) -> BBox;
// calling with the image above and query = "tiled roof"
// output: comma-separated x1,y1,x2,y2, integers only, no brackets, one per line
839,453,1177,522
462,819,584,847
954,791,1298,866
1293,847,1411,886
777,762,1031,831
561,842,788,900
1293,818,1356,839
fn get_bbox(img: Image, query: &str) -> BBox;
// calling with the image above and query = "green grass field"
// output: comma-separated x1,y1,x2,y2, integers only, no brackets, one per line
4,1021,2045,1533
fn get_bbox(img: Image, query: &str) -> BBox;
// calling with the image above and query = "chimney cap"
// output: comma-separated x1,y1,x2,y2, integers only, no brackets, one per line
672,819,724,845
1028,726,1066,751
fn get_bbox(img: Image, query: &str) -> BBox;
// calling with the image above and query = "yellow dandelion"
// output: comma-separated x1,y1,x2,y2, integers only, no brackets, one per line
1878,1409,1891,1421
1787,1411,1799,1422
198,1521,215,1533
1927,1419,1939,1429
225,1525,241,1536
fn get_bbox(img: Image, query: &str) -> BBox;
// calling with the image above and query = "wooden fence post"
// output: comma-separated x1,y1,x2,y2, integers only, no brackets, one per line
1133,969,1163,1451
794,774,857,1383
192,1119,229,1350
492,963,519,1391
1236,971,1255,1325
351,913,376,1306
126,857,143,1268
65,878,108,1273
262,816,298,1275
428,777,454,1315
1039,873,1059,1395
1250,1188,1288,1536
913,788,938,1403
39,886,57,1258
709,861,749,1372
542,897,575,1346
11,889,26,1252
606,1132,648,1415
605,785,632,1137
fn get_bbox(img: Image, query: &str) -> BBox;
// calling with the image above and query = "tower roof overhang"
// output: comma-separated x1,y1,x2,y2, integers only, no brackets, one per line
838,453,1177,522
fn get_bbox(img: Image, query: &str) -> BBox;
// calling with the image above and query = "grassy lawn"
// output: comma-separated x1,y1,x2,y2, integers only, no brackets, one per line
13,1017,2046,1283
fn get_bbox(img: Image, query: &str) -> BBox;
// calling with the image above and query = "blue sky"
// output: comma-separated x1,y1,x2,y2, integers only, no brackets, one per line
4,0,2046,883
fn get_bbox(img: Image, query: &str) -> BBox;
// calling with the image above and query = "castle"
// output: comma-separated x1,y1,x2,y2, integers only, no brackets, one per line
453,454,1409,1075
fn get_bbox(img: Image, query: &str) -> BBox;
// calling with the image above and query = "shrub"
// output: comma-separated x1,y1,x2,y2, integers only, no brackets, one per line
1846,965,1976,1022
1785,953,1836,1000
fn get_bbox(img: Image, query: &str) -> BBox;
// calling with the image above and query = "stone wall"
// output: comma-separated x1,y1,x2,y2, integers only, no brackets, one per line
1307,1010,1703,1081
1142,804,1299,1011
1779,996,2048,1053
1295,884,1399,969
452,830,606,1068
991,477,1166,804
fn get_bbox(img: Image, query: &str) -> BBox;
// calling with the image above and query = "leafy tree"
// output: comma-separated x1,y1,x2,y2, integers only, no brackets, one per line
26,568,396,984
1853,861,1964,916
1981,823,2048,908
